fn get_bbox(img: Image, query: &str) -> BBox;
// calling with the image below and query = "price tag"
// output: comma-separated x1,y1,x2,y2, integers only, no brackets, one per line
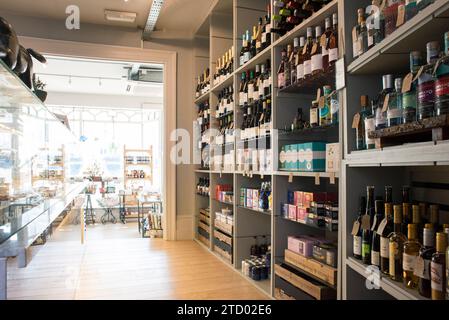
413,66,425,82
402,73,414,93
288,172,293,183
361,214,371,230
414,256,425,278
382,93,390,113
396,5,405,27
352,113,361,129
320,34,327,47
315,173,320,186
311,43,318,55
351,220,360,236
319,96,326,108
329,172,336,185
316,88,321,102
376,218,388,235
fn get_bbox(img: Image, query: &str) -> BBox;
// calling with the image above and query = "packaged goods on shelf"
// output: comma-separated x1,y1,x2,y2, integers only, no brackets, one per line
280,142,327,172
196,68,210,97
237,148,272,173
213,47,234,86
215,184,233,203
215,208,233,225
240,182,272,212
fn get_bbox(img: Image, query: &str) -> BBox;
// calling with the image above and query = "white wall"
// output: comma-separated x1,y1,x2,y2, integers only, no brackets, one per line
1,11,196,240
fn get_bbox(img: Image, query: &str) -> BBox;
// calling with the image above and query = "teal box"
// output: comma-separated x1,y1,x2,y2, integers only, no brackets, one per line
284,145,291,170
300,142,326,172
290,144,299,171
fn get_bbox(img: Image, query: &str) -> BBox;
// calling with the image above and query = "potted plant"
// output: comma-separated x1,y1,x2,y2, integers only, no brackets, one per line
33,74,47,102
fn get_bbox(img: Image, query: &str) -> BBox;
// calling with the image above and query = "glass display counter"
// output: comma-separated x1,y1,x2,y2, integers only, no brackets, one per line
0,60,86,299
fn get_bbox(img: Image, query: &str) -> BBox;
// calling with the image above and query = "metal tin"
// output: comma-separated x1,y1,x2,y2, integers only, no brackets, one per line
382,74,394,90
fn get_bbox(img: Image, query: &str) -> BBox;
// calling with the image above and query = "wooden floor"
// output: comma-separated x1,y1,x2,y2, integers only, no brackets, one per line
6,222,267,300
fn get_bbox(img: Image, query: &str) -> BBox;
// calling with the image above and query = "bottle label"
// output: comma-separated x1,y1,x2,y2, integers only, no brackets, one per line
310,108,318,125
304,60,311,76
278,73,285,88
418,81,435,105
322,46,328,56
431,262,444,292
262,33,267,44
365,118,375,145
353,236,362,255
244,52,251,63
368,34,374,48
435,75,449,97
266,23,271,33
329,48,338,63
362,242,371,258
371,250,380,266
387,108,402,120
259,83,264,97
331,98,339,116
414,257,430,279
403,253,417,272
297,64,304,80
311,54,323,72
380,237,389,258
248,85,254,100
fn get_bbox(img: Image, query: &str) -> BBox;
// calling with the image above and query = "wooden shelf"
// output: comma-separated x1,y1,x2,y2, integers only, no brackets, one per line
211,74,233,93
235,45,271,75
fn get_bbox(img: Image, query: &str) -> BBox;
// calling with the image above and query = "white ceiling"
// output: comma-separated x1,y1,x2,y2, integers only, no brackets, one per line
0,0,214,35
34,56,164,97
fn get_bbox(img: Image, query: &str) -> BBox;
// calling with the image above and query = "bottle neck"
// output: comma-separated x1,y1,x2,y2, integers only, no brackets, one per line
423,229,435,248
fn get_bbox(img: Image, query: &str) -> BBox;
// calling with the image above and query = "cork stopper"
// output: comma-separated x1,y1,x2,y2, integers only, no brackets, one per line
385,203,393,217
408,224,418,241
393,205,402,224
412,205,421,224
430,204,439,224
435,232,448,252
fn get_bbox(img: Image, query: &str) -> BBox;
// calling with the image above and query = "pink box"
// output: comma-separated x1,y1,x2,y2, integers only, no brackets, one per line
246,189,253,208
296,207,308,223
288,236,321,257
288,205,297,220
293,191,304,207
252,190,259,209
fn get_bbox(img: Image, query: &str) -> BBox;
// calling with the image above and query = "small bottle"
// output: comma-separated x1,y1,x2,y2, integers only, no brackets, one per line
389,205,407,282
364,99,376,150
376,74,393,130
435,32,449,116
417,224,436,298
310,100,319,127
418,41,440,120
430,232,447,300
403,224,421,289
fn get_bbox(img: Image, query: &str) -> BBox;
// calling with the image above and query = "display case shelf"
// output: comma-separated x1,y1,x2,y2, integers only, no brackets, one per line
195,91,210,104
235,45,272,75
211,74,234,93
346,257,428,300
347,0,449,75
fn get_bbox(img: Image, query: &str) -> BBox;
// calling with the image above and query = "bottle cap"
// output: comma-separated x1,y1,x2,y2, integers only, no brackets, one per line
394,78,403,92
408,224,418,240
393,205,402,223
300,36,305,47
325,17,331,30
293,37,299,48
412,205,421,224
315,26,322,37
307,27,313,38
435,232,448,252
332,13,338,25
382,74,394,90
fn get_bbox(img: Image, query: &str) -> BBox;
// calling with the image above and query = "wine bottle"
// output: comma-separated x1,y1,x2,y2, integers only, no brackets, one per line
379,202,394,275
278,48,287,89
291,37,299,85
362,186,375,265
431,232,447,300
303,27,314,79
389,205,407,282
417,223,436,298
403,224,420,289
402,186,411,235
328,13,339,68
296,36,306,82
353,196,366,260
371,199,384,268
311,26,324,76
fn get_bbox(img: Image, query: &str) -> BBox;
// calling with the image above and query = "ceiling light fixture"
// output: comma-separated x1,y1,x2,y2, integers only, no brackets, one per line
104,9,137,23
142,0,164,39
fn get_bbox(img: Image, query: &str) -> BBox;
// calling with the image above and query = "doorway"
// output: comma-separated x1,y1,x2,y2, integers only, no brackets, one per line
20,36,177,240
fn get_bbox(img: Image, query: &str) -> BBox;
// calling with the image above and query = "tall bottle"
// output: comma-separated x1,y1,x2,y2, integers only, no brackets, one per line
365,99,376,150
290,37,299,85
402,186,412,235
311,26,324,76
417,223,436,298
430,204,440,234
403,224,421,289
355,95,370,150
278,48,287,89
356,8,368,57
327,13,339,69
371,199,385,268
379,202,394,275
296,36,306,82
389,205,407,282
303,27,314,79
430,232,447,300
353,196,366,260
387,78,404,127
418,41,440,120
362,186,375,265
376,74,394,130
285,44,293,87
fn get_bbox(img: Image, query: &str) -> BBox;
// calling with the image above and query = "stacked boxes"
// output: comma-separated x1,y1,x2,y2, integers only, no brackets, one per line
240,186,272,212
215,184,233,203
237,148,273,172
281,190,338,231
287,235,337,268
280,142,339,172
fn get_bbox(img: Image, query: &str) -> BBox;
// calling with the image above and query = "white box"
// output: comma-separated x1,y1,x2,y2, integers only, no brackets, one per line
326,143,340,173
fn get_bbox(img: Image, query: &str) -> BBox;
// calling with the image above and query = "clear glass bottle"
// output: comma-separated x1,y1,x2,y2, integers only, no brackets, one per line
435,32,449,116
389,205,407,282
380,203,394,275
377,74,394,129
387,78,403,127
403,223,421,289
417,223,436,298
418,41,440,120
430,232,447,300
311,26,324,76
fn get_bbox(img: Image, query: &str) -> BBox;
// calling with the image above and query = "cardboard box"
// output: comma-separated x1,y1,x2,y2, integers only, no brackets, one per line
326,143,340,173
301,142,326,172
288,205,298,220
246,189,253,208
287,236,320,257
297,207,308,223
252,189,259,209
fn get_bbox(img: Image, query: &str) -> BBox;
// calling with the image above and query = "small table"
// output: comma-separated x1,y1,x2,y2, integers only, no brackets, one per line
97,197,119,224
